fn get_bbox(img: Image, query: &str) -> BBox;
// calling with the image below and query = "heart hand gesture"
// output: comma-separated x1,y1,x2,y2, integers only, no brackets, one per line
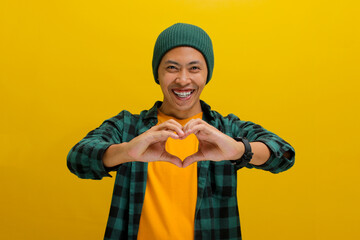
182,119,245,167
124,119,185,167
104,119,245,168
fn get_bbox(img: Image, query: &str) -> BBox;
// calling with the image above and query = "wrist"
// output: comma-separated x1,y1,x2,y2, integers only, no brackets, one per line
232,141,245,160
231,137,254,168
118,142,136,163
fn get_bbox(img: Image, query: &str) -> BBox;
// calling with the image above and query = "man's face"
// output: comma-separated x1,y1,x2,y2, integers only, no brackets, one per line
158,46,208,119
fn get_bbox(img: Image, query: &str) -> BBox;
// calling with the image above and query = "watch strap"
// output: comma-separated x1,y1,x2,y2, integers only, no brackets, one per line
232,137,253,168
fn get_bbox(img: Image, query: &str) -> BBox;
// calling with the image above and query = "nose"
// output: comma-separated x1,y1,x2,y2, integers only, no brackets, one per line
175,69,191,85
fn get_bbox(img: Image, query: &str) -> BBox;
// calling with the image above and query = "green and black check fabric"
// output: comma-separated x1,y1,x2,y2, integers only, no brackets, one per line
67,100,295,240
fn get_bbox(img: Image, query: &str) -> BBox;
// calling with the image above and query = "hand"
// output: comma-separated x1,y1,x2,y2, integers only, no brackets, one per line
125,119,185,167
182,119,245,168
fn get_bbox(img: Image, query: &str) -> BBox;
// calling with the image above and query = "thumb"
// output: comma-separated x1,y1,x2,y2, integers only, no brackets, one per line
160,152,183,168
182,152,205,168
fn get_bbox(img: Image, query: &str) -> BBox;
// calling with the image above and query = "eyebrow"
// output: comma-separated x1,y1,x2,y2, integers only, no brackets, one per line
165,60,181,66
188,61,201,65
164,60,202,66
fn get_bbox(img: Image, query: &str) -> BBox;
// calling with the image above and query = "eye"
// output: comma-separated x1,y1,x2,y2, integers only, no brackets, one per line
166,65,178,71
190,66,201,72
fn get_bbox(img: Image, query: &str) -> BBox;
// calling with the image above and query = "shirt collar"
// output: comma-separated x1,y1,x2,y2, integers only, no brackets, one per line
143,100,215,123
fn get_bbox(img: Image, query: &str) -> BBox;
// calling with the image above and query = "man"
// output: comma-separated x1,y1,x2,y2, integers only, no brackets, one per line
67,23,295,240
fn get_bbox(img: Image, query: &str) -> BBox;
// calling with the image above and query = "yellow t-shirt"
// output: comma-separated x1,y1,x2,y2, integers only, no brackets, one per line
137,110,202,240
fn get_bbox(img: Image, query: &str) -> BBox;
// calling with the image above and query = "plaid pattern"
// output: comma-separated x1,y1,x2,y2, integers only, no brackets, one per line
67,100,295,240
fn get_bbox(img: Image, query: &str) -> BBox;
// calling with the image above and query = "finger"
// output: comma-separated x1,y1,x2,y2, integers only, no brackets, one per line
166,119,184,128
185,123,213,138
159,152,183,168
182,151,206,168
161,119,184,130
183,119,207,135
147,130,179,143
183,118,200,132
153,120,185,137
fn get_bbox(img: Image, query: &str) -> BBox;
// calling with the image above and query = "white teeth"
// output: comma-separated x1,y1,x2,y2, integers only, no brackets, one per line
173,90,193,98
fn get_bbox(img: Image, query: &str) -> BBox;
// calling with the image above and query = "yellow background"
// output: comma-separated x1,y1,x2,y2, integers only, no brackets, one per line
1,0,359,239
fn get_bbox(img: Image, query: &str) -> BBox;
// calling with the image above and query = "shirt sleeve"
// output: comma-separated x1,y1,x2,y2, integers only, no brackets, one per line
67,115,123,180
229,114,295,173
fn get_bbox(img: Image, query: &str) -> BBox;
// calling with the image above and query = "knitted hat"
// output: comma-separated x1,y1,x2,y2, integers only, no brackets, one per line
152,23,214,84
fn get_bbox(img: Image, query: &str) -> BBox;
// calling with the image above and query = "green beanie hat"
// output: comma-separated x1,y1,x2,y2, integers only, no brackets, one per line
152,23,214,84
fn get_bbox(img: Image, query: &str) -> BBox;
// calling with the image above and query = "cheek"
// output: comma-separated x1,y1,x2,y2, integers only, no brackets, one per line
198,86,205,94
197,76,207,90
159,73,173,85
160,84,169,95
198,71,207,86
195,83,206,95
159,81,174,98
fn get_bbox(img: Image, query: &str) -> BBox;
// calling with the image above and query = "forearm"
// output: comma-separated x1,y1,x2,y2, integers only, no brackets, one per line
232,119,295,173
102,143,134,167
249,142,271,166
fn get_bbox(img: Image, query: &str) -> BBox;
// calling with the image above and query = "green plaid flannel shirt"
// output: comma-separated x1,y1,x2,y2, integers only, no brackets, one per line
67,100,295,240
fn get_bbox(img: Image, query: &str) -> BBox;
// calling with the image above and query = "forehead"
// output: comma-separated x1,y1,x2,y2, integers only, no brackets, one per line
161,46,206,63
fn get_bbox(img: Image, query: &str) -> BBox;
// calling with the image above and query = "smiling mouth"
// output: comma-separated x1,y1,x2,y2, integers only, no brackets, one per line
172,89,195,99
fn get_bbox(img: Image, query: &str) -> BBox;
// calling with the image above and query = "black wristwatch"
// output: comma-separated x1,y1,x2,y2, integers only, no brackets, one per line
231,137,253,168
